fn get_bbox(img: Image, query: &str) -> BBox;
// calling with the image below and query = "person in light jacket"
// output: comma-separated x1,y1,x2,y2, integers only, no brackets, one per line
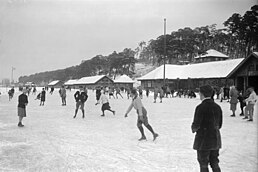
243,87,257,121
125,88,158,141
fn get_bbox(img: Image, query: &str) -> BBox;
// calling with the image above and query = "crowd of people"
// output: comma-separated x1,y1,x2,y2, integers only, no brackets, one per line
1,83,257,172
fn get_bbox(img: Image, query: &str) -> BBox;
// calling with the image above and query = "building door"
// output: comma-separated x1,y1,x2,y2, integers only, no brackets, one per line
236,77,244,92
248,76,258,93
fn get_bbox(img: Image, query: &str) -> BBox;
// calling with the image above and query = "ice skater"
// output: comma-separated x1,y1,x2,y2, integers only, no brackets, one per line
243,87,257,122
59,85,66,106
124,88,158,141
191,85,222,172
40,88,46,106
8,87,15,101
99,90,115,117
115,87,123,99
73,87,88,118
95,86,101,105
17,88,28,127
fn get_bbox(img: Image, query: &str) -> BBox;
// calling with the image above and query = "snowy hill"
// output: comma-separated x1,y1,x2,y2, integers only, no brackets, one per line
133,63,156,78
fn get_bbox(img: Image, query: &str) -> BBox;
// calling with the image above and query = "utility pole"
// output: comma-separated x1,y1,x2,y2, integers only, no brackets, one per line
163,18,166,86
11,67,15,84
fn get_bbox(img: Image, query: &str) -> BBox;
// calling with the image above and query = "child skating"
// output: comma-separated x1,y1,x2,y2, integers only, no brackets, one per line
125,88,158,141
99,90,115,117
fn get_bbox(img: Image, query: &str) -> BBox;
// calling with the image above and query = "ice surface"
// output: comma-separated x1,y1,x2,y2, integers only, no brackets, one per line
0,87,257,172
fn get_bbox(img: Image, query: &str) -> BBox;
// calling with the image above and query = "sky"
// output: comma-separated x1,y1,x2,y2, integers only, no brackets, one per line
0,0,256,82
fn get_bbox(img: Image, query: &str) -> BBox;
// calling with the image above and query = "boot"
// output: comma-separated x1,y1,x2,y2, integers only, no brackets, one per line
153,133,159,141
18,122,24,127
138,136,146,141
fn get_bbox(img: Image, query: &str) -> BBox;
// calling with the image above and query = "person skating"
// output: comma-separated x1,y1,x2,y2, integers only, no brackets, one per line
243,87,257,122
99,90,115,117
95,86,101,105
73,87,88,118
229,86,238,117
124,88,158,141
116,87,123,99
191,85,222,172
153,86,159,103
17,88,28,127
40,88,46,106
59,85,67,106
238,91,246,116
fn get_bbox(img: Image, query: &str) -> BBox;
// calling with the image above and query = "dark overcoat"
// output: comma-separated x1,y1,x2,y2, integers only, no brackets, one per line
191,99,223,150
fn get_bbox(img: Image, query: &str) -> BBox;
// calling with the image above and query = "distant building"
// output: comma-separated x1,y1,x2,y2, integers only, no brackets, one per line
227,52,258,92
73,75,114,89
1,78,10,86
114,74,134,89
194,49,229,63
48,80,63,88
138,58,244,90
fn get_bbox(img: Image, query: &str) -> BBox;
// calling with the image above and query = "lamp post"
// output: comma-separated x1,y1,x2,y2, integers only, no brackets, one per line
163,18,166,86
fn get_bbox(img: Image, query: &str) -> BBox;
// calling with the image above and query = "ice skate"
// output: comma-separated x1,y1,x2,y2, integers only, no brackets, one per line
138,136,146,141
153,133,159,141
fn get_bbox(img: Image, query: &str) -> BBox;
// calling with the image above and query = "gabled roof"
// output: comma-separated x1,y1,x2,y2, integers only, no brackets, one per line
114,75,135,83
227,52,258,78
195,49,229,59
138,58,244,80
74,75,110,85
48,80,60,86
64,79,78,86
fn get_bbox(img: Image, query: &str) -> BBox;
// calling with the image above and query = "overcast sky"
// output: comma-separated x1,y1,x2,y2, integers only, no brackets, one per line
0,0,256,82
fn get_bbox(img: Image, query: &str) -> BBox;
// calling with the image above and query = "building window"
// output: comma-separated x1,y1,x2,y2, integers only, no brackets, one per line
147,81,152,87
248,64,255,71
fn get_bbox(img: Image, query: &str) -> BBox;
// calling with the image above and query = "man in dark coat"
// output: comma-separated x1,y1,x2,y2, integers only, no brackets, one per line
73,87,88,118
191,85,223,172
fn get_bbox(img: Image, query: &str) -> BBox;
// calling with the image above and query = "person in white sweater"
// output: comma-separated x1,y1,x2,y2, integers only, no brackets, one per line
125,88,159,141
244,87,257,121
99,90,115,117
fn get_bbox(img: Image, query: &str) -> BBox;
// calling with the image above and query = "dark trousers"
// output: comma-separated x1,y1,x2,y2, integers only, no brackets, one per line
197,150,221,172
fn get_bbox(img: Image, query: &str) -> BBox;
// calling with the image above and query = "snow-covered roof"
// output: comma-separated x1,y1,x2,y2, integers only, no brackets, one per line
114,75,135,83
64,79,78,86
74,75,107,85
138,58,244,80
48,80,60,86
195,49,229,59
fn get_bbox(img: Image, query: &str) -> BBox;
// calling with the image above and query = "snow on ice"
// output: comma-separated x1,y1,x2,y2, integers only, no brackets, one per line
0,87,257,172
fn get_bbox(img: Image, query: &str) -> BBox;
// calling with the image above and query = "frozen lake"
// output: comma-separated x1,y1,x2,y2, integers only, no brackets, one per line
0,87,257,172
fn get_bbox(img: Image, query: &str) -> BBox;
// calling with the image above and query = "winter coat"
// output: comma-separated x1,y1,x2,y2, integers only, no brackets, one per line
229,88,238,104
191,98,222,150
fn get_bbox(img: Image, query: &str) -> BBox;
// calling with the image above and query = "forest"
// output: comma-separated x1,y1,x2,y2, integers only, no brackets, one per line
19,5,258,85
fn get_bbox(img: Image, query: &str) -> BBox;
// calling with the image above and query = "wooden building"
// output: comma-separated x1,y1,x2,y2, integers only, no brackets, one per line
114,74,134,90
194,49,229,63
73,75,114,89
227,52,258,92
48,80,64,88
138,58,244,91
